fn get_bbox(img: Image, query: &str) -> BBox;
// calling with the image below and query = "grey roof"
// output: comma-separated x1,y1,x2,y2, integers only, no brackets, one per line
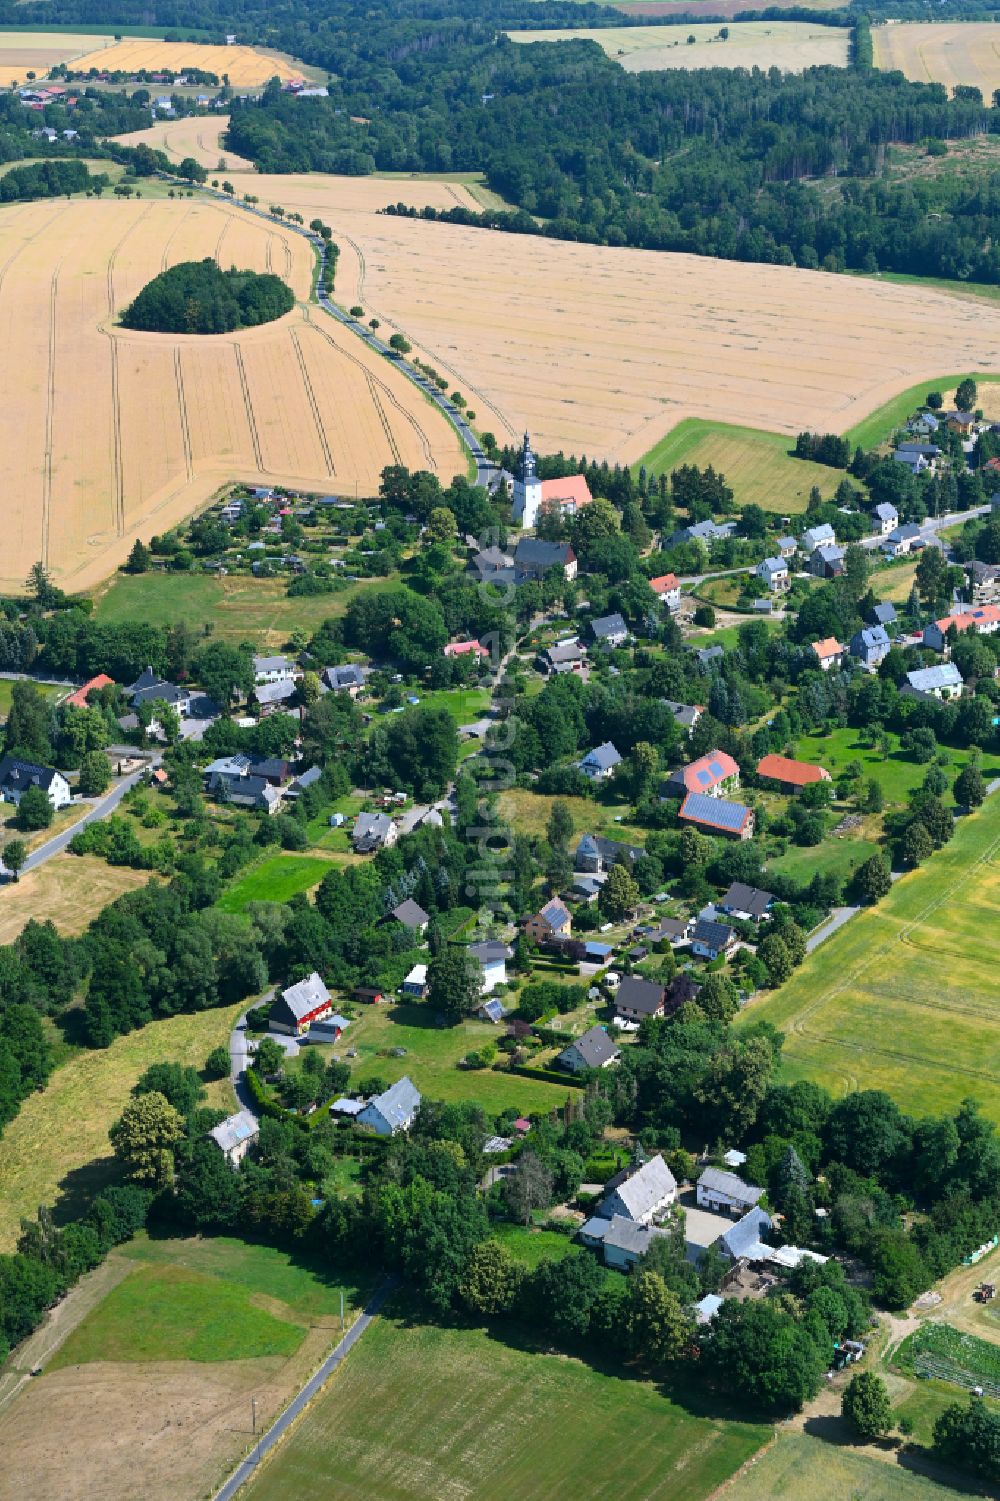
560,1025,619,1070
354,811,394,843
720,1206,772,1261
290,765,323,792
579,741,621,772
695,1293,724,1324
209,1109,258,1154
777,535,796,550
906,663,963,693
801,523,835,548
574,832,643,867
758,557,786,576
854,625,890,652
545,640,586,665
680,792,752,834
696,646,724,666
720,882,773,919
891,522,922,542
362,1075,421,1131
468,941,512,965
601,1215,667,1257
255,679,297,705
391,898,430,929
591,612,628,639
213,773,276,805
615,976,666,1015
254,654,293,674
693,917,735,950
600,1154,676,1220
514,538,574,571
661,698,702,728
869,601,897,626
699,1166,764,1205
279,971,331,1023
815,544,844,564
0,756,62,794
873,502,898,521
324,663,367,690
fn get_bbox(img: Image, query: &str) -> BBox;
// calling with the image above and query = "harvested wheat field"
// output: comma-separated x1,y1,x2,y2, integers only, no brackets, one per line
0,30,115,85
508,21,849,73
874,22,1000,98
324,210,1000,460
67,37,303,87
111,113,255,172
0,196,464,593
233,168,482,215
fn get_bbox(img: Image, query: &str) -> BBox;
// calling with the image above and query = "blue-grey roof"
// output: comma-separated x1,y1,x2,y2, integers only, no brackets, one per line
580,741,621,772
560,1025,619,1070
539,897,571,929
869,602,896,625
592,612,628,639
696,646,724,665
873,503,898,521
364,1075,421,1131
693,917,734,950
906,663,963,693
720,1206,772,1260
680,792,752,834
816,544,844,563
695,1293,723,1323
852,626,890,653
759,557,786,575
209,1109,258,1154
585,941,614,958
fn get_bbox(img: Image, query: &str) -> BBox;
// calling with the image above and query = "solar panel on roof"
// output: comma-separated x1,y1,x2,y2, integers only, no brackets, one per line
681,793,749,832
696,769,710,784
709,760,723,776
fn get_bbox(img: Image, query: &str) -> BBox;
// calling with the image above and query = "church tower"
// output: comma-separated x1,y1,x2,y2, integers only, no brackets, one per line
512,431,543,528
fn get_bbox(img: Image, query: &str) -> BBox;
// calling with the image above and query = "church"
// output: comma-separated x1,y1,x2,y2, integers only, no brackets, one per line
511,432,592,528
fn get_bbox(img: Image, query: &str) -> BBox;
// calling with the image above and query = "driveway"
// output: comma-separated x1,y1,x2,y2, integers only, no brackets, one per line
229,993,275,1118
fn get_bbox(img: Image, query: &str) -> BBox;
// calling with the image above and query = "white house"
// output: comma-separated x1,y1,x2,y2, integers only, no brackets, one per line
253,654,296,685
0,756,71,810
905,663,964,700
756,557,789,593
811,637,844,672
800,523,835,555
696,1166,764,1217
352,811,398,852
557,1024,620,1075
871,502,898,537
208,1109,259,1167
578,741,622,781
357,1076,421,1136
649,573,681,612
468,941,510,993
599,1154,677,1224
401,963,428,998
579,1214,667,1271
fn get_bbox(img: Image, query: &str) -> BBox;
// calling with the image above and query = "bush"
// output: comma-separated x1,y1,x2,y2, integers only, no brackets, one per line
693,604,716,628
204,1045,230,1080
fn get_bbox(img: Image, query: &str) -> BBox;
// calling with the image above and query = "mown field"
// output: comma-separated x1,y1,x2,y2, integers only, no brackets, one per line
240,1308,771,1501
636,418,840,514
0,29,114,84
112,113,255,171
874,22,1000,100
743,790,1000,1121
793,726,999,810
0,853,150,945
509,21,849,74
723,1432,966,1501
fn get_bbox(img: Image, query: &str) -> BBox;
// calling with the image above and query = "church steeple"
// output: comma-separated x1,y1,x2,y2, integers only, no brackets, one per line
513,430,543,528
520,431,537,483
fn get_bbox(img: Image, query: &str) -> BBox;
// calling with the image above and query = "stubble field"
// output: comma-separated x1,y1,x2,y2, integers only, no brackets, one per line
66,38,304,86
874,22,1000,99
508,21,849,73
322,210,1000,464
112,113,255,171
0,30,114,85
0,195,464,593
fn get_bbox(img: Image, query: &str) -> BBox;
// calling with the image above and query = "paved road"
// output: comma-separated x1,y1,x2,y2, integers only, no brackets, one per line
229,992,276,1118
212,1279,395,1501
2,760,160,880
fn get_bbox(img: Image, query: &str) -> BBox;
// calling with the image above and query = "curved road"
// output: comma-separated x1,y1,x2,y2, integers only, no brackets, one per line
2,758,160,880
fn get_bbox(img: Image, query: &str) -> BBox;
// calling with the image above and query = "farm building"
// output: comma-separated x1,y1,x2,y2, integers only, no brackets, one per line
357,1076,421,1136
678,792,754,840
598,1154,677,1224
697,1167,765,1217
270,972,333,1035
756,753,831,793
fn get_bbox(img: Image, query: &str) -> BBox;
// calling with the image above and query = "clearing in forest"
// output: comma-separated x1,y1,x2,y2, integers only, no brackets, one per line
874,22,1000,100
65,38,304,87
0,195,464,594
508,21,850,74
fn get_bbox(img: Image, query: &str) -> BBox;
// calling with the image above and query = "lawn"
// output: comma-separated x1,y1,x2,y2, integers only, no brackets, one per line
497,787,645,845
793,726,997,810
343,1002,572,1114
491,1223,577,1268
0,1005,241,1250
634,418,840,515
0,678,64,720
407,686,493,722
91,570,393,647
742,789,1000,1121
239,1309,771,1501
217,853,337,912
766,826,879,887
723,1432,965,1501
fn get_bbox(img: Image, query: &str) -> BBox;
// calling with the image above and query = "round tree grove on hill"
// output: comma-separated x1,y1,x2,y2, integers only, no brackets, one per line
119,258,295,334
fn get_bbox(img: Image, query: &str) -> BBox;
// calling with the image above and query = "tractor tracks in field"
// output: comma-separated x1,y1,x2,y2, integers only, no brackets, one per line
290,327,335,476
40,259,64,569
234,344,265,471
173,348,194,482
104,207,153,537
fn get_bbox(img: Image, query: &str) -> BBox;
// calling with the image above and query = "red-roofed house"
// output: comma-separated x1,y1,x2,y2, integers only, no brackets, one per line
540,473,592,516
65,673,115,708
811,638,844,672
756,754,831,793
444,640,489,659
665,749,739,800
924,604,1000,652
649,574,681,612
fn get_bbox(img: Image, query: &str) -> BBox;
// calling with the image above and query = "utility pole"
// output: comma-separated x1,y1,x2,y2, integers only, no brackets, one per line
251,1396,257,1435
340,1290,345,1335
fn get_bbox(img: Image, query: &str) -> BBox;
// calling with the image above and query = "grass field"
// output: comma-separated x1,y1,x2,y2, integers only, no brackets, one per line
612,0,848,14
240,1309,771,1501
492,1223,577,1267
793,726,997,809
498,786,646,844
742,789,1000,1121
0,854,151,944
0,678,65,720
216,853,337,912
0,1003,240,1250
766,825,879,886
67,37,304,87
723,1432,965,1501
874,22,1000,99
92,570,393,646
0,195,464,595
843,373,1000,452
635,418,840,514
509,21,849,73
409,685,492,721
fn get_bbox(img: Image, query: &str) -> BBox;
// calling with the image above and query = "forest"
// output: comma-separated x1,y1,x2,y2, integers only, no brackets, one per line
119,259,296,333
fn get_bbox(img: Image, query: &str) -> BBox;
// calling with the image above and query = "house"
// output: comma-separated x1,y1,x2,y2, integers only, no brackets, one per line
255,680,298,714
894,444,940,476
128,666,191,716
352,811,398,852
390,898,430,933
65,673,115,709
354,984,387,1005
691,917,737,961
696,645,724,669
599,1153,677,1223
539,639,588,676
776,535,797,560
212,773,282,814
943,409,976,434
591,612,629,649
208,1109,259,1167
253,654,295,685
578,741,622,781
883,522,923,559
756,557,789,593
756,753,831,793
614,975,667,1024
0,756,71,810
800,523,835,555
719,1206,774,1262
965,561,1000,607
909,411,940,437
468,940,511,992
672,519,736,546
649,573,681,611
580,1214,668,1271
648,916,692,948
679,792,754,840
444,639,489,660
665,749,740,800
287,766,323,798
810,544,845,579
523,898,572,943
849,625,891,668
401,963,429,998
661,699,703,735
867,601,897,629
719,883,773,923
574,833,643,874
322,663,368,696
558,1025,620,1074
357,1075,421,1136
923,604,1000,652
811,637,844,672
697,1166,765,1217
513,537,577,581
905,663,964,701
270,972,333,1035
871,502,898,537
